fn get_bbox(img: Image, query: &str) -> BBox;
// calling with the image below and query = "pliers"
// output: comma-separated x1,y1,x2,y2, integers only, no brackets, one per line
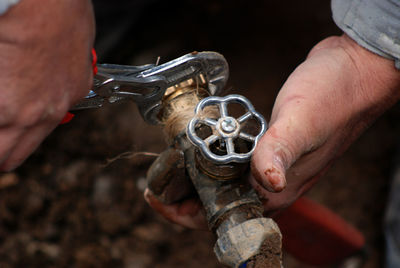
71,51,229,125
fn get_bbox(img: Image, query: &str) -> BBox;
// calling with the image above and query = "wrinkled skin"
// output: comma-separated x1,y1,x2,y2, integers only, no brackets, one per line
145,34,400,229
0,0,95,171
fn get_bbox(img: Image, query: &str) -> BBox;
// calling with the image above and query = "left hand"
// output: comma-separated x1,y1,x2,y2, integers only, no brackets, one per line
0,0,95,171
144,189,207,229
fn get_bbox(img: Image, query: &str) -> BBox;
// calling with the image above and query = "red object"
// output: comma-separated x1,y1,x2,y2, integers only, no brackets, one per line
60,112,75,124
59,48,98,125
91,48,98,75
275,197,365,265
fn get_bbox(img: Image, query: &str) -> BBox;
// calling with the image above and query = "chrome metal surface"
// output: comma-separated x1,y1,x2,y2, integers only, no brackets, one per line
186,94,267,164
72,51,229,124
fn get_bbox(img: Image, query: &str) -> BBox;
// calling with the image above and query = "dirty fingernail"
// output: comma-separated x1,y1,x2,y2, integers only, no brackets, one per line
269,174,286,192
263,166,286,192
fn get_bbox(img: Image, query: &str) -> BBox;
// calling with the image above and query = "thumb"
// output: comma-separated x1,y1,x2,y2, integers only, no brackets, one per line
251,113,318,192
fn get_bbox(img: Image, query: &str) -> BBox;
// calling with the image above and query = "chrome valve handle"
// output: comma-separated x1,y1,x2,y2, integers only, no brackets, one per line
187,94,267,164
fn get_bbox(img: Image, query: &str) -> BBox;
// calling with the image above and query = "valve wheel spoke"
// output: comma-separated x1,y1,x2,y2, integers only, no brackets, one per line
239,132,255,142
205,135,219,146
219,102,229,117
225,138,235,154
202,118,217,127
237,111,252,124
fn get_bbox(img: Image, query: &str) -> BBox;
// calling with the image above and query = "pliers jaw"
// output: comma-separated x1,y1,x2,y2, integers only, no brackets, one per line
72,51,229,125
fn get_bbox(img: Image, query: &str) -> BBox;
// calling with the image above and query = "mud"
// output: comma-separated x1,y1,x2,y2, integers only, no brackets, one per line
247,232,283,268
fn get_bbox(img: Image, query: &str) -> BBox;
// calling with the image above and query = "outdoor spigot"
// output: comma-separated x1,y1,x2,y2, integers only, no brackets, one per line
136,52,283,267
182,94,282,268
146,93,283,268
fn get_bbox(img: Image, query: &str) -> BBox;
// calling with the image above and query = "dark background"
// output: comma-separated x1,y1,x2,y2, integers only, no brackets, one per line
0,0,399,267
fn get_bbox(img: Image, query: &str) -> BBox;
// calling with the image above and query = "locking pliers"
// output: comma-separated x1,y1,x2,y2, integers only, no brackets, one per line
72,51,229,125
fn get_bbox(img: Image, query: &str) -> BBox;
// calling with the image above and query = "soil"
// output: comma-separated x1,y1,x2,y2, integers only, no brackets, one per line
1,1,399,267
247,232,283,268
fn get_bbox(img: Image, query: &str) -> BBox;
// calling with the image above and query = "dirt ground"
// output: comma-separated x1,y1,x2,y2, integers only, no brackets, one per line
0,1,398,267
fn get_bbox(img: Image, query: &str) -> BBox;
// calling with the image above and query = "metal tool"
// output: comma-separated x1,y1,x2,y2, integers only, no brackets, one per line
72,51,228,125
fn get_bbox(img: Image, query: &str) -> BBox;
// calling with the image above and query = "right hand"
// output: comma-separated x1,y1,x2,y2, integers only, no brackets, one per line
0,0,95,171
144,34,400,229
251,34,400,213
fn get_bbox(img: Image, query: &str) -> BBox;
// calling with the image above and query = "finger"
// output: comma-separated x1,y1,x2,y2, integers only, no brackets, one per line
0,122,56,171
249,174,294,213
251,89,331,193
249,162,330,214
251,121,304,193
0,128,24,171
144,189,208,230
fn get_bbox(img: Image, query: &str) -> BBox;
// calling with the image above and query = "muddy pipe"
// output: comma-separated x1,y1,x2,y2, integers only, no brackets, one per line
146,92,283,267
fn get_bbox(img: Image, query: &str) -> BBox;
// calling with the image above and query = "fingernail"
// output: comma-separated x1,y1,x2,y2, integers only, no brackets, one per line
263,165,286,192
143,188,153,204
269,174,286,192
251,159,286,193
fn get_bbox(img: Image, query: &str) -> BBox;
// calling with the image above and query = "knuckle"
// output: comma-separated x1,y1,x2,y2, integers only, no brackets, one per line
0,101,18,126
264,135,297,170
264,122,315,168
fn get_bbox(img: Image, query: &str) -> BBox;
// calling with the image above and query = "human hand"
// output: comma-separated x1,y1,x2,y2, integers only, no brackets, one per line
0,0,95,171
144,34,400,229
251,34,400,213
144,188,208,229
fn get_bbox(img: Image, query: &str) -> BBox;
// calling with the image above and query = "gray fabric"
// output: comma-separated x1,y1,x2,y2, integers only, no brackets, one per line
0,0,19,15
332,0,400,68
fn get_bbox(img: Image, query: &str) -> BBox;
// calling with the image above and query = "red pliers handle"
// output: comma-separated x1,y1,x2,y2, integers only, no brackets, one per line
60,48,98,124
